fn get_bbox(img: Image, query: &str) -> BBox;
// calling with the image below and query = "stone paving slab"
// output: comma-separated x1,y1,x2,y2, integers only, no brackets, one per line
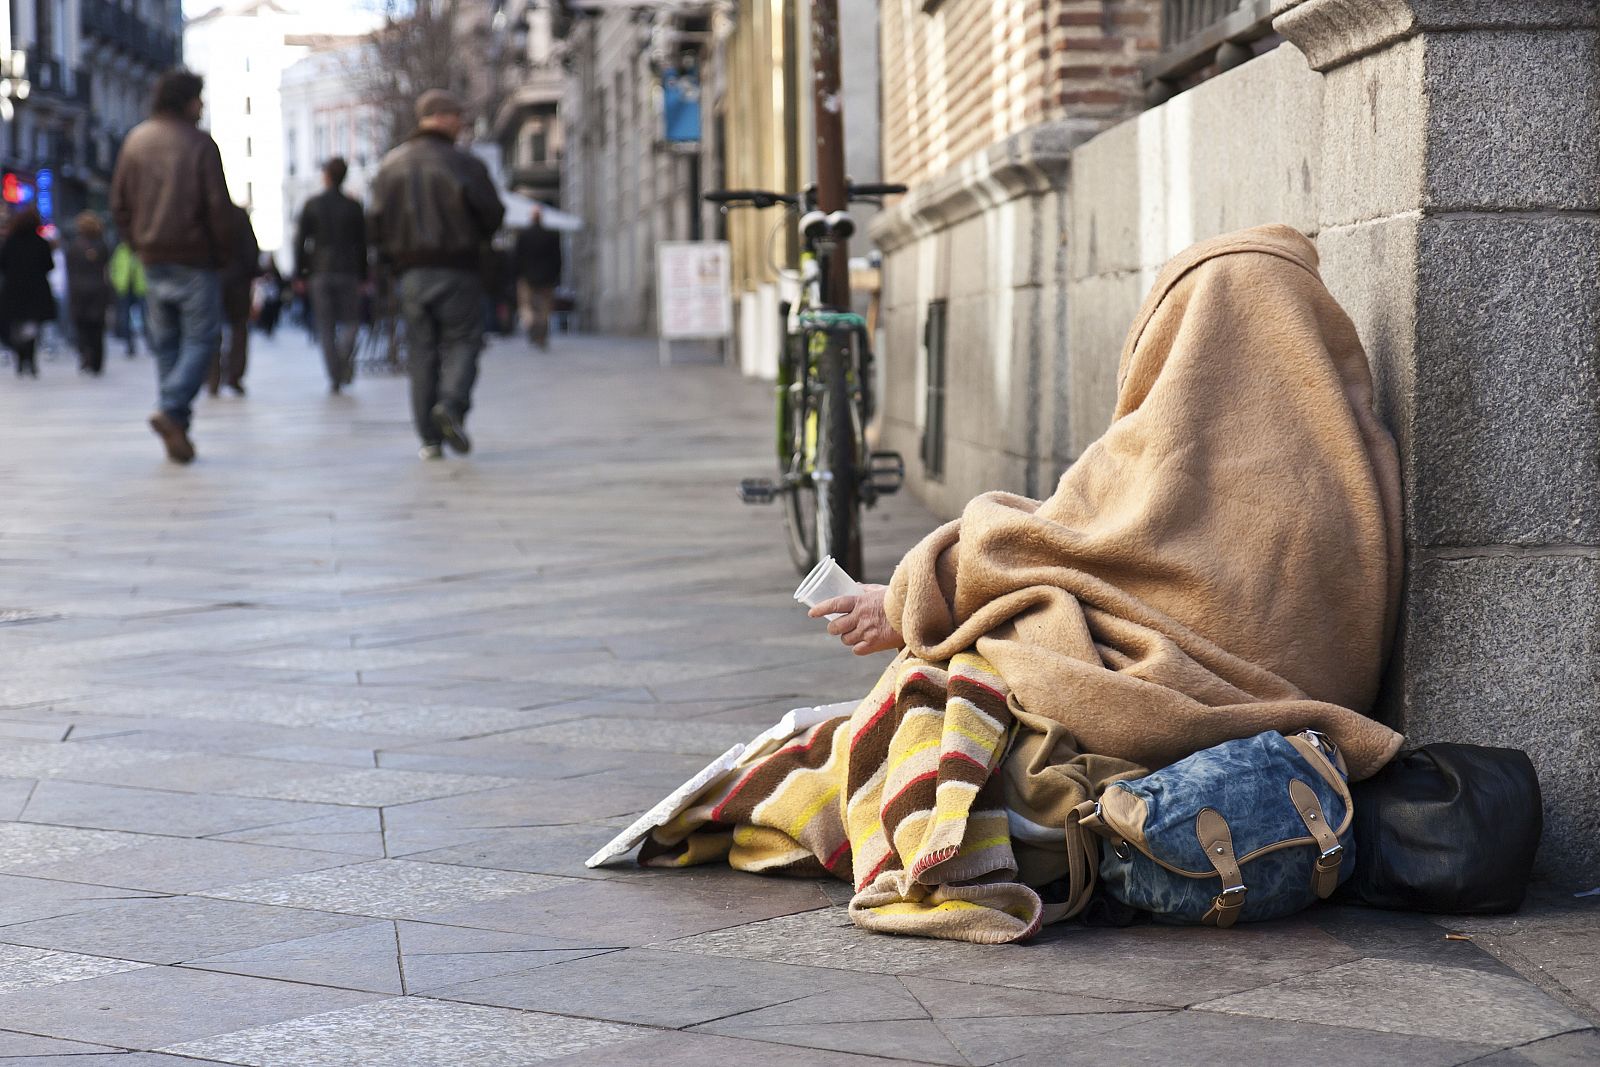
427,945,907,1028
17,779,354,837
160,999,648,1066
0,873,164,926
1474,1029,1600,1066
999,1011,1498,1067
1196,956,1592,1045
0,964,383,1048
0,333,1592,1064
0,943,151,993
203,859,571,920
182,921,408,994
0,895,369,964
0,1030,124,1056
15,834,354,894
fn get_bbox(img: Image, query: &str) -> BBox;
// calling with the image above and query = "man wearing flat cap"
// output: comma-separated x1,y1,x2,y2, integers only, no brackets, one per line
368,88,506,459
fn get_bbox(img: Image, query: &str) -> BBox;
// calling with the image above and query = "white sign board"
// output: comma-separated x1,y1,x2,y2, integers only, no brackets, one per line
657,241,732,340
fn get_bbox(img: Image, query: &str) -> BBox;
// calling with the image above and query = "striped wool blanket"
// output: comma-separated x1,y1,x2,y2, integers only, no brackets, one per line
640,651,1100,943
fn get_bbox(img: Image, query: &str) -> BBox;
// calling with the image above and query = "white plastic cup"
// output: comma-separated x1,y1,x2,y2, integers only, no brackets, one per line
794,555,862,620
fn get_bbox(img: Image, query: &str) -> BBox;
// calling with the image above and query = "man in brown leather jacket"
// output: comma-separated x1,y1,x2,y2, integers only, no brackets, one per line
110,70,234,464
367,89,505,459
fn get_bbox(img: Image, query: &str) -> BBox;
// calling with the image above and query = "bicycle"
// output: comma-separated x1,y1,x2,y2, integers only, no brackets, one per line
353,275,409,376
705,180,908,579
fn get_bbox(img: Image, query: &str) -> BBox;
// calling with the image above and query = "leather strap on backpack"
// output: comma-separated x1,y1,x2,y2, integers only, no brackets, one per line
1288,778,1344,898
1196,808,1246,928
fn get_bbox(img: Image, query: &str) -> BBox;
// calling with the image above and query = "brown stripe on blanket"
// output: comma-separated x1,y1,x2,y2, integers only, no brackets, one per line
712,716,847,824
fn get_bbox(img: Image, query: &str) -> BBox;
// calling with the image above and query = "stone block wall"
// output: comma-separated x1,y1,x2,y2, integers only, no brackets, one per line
1275,0,1600,880
878,0,1598,879
1067,44,1324,452
872,125,1088,518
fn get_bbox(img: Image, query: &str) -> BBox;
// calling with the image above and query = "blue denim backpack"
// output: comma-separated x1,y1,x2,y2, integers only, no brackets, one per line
1080,730,1354,927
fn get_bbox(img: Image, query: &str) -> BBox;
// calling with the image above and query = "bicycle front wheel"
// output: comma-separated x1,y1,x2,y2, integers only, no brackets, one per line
813,340,863,578
779,329,820,576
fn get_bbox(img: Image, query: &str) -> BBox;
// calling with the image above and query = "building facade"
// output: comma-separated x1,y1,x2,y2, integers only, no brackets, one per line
279,38,382,257
557,0,881,364
558,5,698,336
487,0,565,210
1,0,179,227
2,0,88,226
81,0,181,210
184,0,374,255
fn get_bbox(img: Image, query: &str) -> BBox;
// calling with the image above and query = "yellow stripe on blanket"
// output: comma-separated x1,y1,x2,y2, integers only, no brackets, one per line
641,650,1045,944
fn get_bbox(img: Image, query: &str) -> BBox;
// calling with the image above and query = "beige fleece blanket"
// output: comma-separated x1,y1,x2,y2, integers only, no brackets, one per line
885,223,1405,780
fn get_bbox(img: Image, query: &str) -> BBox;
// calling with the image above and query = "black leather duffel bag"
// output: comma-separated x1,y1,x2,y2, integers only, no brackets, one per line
1334,742,1542,914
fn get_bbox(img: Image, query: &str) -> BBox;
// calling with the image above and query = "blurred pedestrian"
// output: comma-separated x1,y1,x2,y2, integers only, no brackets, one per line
368,89,504,460
207,202,259,396
514,207,562,350
110,239,147,358
111,68,235,465
294,156,367,394
66,212,113,375
51,239,72,350
0,208,57,378
254,258,285,337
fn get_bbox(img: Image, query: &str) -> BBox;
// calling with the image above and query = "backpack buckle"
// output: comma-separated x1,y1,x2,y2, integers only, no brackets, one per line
1205,884,1248,928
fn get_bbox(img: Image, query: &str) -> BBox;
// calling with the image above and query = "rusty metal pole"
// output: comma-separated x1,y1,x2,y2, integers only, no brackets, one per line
810,0,851,309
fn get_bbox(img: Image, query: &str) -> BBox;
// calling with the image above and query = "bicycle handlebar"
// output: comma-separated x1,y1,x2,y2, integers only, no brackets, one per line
703,189,799,209
847,182,908,198
704,181,907,210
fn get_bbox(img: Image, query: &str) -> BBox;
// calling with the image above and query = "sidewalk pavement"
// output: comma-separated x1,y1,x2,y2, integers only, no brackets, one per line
0,330,1592,1066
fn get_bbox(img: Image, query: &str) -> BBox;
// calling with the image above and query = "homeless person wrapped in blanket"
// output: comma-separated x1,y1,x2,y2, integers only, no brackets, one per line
635,224,1406,944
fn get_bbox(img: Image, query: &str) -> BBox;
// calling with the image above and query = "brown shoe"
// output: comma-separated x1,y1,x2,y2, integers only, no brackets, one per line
148,412,196,464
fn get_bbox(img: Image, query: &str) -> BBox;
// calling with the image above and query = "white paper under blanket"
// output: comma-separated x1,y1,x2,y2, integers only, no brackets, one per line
584,700,857,868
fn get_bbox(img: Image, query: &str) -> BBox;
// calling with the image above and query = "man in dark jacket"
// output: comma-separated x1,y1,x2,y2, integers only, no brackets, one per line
110,69,234,464
513,208,562,350
367,89,505,459
295,156,367,394
207,202,259,396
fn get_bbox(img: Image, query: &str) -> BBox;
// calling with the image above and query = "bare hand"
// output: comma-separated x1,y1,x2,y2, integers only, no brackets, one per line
809,583,904,656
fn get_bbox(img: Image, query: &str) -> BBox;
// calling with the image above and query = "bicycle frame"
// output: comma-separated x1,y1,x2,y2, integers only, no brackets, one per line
709,180,905,575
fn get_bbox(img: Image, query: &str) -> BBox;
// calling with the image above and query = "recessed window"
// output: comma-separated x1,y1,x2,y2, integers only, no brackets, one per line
921,299,948,481
244,96,251,115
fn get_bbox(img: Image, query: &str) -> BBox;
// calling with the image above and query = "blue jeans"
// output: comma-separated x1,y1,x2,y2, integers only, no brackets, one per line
144,264,222,428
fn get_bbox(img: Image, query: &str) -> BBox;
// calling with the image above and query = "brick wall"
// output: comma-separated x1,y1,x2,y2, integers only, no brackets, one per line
882,0,1161,188
1048,1,1161,117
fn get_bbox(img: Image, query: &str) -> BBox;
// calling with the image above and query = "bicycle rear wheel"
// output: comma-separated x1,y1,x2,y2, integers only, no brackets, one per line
780,328,819,575
813,339,863,578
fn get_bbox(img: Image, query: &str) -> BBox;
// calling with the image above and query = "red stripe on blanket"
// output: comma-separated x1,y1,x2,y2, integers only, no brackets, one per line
858,849,895,890
823,839,851,872
850,691,898,744
939,749,990,772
